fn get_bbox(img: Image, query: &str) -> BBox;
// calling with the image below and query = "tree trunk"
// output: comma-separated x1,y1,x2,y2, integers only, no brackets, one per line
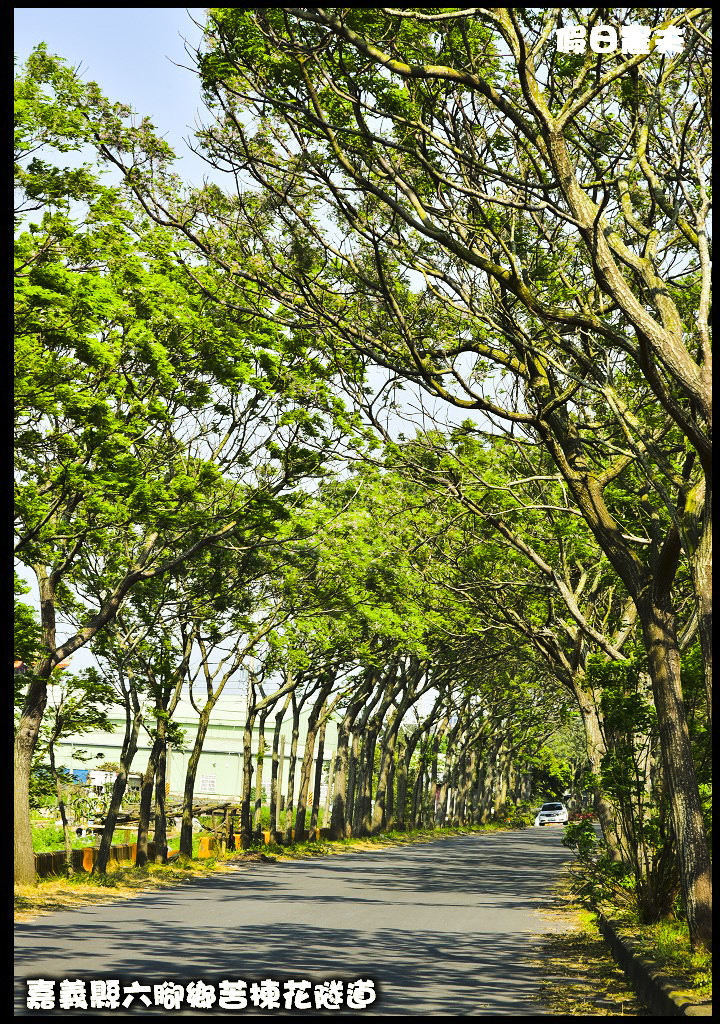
138,684,178,868
453,750,468,826
94,685,143,875
690,510,712,727
253,708,270,839
322,748,334,829
310,721,326,832
330,724,350,839
274,735,285,836
639,599,712,950
386,755,395,827
153,717,168,864
357,676,404,836
411,735,431,827
294,736,315,843
573,678,625,862
481,749,496,822
371,682,419,833
393,735,408,831
47,737,74,877
270,694,291,840
435,762,450,828
240,710,256,847
371,723,398,833
295,681,334,841
457,748,475,826
330,681,373,839
411,758,424,828
14,675,50,885
474,754,487,823
269,714,283,838
283,694,301,844
346,732,360,837
135,756,157,867
493,746,508,814
356,728,377,837
179,708,212,860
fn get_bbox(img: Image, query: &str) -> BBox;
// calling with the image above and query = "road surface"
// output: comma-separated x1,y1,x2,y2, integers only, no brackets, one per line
15,828,576,1016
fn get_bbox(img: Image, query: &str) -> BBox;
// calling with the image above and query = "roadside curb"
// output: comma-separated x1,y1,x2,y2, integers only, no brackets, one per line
596,911,712,1017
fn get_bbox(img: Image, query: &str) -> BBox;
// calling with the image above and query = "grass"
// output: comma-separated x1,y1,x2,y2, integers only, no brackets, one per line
31,819,206,855
32,824,139,853
609,915,712,1003
534,926,652,1015
255,822,516,861
14,857,225,922
528,874,651,1016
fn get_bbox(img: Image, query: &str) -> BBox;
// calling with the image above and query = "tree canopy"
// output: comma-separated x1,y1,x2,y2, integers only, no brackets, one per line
14,12,711,949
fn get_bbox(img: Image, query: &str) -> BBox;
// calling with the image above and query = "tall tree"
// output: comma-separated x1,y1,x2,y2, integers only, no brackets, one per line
14,47,356,883
179,7,711,947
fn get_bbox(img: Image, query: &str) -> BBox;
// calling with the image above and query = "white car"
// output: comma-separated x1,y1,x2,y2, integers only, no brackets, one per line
534,802,569,827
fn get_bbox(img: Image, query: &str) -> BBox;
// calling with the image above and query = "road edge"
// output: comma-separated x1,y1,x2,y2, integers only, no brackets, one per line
596,911,712,1017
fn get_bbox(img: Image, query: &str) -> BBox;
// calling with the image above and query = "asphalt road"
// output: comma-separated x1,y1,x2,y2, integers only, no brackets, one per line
15,828,576,1016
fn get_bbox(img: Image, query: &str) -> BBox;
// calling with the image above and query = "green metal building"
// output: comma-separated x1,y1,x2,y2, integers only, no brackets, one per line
53,689,339,808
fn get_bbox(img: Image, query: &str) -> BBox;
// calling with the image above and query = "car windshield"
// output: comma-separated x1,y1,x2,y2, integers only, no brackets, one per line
541,803,563,811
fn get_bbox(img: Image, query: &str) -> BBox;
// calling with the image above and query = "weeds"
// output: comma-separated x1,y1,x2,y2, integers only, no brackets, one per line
627,919,712,1001
256,823,509,860
14,856,226,921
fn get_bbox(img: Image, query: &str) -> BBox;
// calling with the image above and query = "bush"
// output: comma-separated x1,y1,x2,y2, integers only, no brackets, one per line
563,819,599,860
32,825,66,852
563,819,644,914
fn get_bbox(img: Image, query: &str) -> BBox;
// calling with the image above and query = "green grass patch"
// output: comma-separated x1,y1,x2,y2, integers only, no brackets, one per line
625,918,712,1001
32,824,138,853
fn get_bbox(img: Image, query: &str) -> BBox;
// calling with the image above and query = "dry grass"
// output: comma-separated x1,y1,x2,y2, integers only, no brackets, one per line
533,928,651,1016
14,858,238,922
527,878,651,1016
244,825,505,861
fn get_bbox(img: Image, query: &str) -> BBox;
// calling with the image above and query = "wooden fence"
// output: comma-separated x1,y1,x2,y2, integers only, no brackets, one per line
34,842,157,878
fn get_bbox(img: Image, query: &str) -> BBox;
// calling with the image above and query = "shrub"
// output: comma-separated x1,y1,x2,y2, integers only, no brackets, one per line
32,825,66,852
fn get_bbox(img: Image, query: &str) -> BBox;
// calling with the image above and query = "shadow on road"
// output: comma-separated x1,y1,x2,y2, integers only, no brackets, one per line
15,830,574,1016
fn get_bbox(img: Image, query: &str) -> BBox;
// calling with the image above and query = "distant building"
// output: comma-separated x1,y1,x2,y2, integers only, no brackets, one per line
53,690,338,805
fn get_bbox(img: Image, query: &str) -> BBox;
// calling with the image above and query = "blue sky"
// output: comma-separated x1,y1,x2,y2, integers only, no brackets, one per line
15,8,211,181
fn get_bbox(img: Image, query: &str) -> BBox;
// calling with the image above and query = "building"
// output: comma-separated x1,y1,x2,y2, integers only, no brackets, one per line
53,689,339,808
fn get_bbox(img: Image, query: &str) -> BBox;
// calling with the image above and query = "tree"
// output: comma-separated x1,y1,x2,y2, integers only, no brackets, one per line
181,7,711,947
14,47,358,883
380,427,648,853
87,577,195,873
41,668,116,875
588,651,681,922
14,574,42,668
276,457,572,838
